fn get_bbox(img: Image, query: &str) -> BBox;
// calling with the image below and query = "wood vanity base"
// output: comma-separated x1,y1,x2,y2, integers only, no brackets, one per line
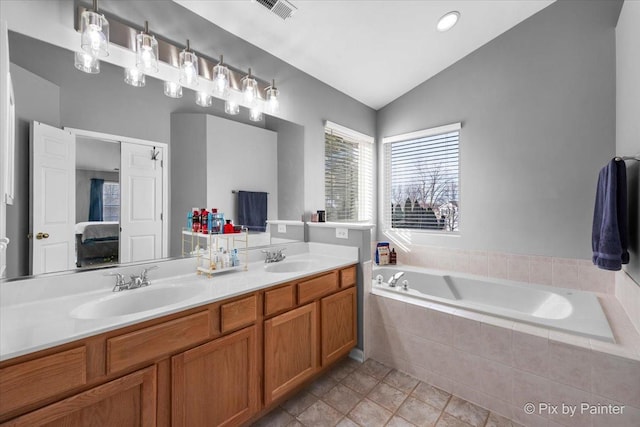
0,264,358,427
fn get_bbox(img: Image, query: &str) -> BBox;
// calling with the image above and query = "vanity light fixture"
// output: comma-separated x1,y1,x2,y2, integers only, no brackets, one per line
136,21,159,73
437,11,460,32
80,0,109,57
164,81,183,98
212,55,230,99
241,68,258,107
265,79,279,114
195,91,213,107
124,67,145,87
225,100,240,115
74,51,100,74
73,6,285,118
249,107,263,122
179,39,199,86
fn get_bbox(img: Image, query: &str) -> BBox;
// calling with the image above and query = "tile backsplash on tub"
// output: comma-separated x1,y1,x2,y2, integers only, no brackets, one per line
372,243,615,294
366,293,640,427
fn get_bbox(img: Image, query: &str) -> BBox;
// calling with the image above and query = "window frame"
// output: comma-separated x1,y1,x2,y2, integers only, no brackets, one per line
382,122,461,234
101,180,120,222
324,121,374,223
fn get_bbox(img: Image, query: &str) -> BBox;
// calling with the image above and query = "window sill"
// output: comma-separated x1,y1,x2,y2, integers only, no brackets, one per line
307,222,375,230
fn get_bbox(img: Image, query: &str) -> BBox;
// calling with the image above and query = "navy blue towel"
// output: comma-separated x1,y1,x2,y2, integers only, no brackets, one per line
592,159,629,271
237,191,268,232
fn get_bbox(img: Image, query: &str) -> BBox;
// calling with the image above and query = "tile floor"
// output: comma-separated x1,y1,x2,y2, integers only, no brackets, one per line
251,358,523,427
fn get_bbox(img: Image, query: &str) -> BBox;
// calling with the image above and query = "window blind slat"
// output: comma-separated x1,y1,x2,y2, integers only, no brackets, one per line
384,128,460,232
325,123,373,222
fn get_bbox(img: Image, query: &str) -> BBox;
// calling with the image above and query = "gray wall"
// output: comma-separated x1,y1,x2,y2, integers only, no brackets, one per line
75,170,119,223
377,0,621,261
7,64,60,278
170,113,207,257
206,115,278,225
615,1,640,284
266,117,305,221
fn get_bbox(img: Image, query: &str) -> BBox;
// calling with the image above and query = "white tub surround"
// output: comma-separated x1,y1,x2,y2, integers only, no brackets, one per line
366,266,640,427
373,266,613,342
616,270,640,334
0,242,358,361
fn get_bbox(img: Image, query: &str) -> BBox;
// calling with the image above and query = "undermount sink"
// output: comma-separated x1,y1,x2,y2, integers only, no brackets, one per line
70,284,206,320
264,260,319,273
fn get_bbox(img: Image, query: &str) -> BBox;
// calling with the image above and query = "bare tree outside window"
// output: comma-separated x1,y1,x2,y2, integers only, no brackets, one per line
387,130,460,232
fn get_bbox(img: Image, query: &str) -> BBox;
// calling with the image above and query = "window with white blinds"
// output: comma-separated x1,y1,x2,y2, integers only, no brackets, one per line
383,123,461,232
324,121,374,222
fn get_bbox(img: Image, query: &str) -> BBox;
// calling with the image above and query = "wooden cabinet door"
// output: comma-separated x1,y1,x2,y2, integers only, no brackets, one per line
1,366,156,427
321,287,357,366
172,326,258,427
264,303,318,405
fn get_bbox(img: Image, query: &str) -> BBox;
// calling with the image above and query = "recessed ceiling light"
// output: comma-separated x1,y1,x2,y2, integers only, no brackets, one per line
437,11,460,32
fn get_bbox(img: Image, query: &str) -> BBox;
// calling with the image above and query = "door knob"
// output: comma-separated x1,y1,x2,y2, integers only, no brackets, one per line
36,232,50,240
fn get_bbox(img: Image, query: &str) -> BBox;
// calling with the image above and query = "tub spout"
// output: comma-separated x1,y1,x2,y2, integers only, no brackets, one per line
388,272,405,287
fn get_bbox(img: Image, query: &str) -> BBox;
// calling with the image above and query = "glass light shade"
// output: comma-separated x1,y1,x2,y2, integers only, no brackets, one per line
164,81,183,98
179,50,199,86
266,86,279,114
136,33,159,73
124,68,145,87
74,51,100,74
195,91,212,107
242,76,258,107
249,107,263,122
225,100,239,115
80,10,109,57
212,63,230,98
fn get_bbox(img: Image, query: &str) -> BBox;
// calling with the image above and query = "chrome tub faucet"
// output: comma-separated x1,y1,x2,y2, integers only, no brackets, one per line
388,271,405,287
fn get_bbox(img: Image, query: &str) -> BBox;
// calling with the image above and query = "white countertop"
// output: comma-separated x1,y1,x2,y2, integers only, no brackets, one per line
0,243,358,362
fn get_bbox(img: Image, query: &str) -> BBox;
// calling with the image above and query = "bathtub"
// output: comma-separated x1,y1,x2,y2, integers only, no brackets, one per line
372,265,614,342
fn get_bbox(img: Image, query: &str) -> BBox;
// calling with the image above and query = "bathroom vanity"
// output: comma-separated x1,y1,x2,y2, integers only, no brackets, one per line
0,246,358,426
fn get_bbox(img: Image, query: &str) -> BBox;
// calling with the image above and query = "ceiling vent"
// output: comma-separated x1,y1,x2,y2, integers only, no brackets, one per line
255,0,297,20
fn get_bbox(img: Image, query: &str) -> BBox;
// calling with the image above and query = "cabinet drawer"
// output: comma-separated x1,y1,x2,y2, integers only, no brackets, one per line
297,272,338,305
107,311,210,374
264,284,295,317
0,347,87,415
340,266,357,288
221,295,257,333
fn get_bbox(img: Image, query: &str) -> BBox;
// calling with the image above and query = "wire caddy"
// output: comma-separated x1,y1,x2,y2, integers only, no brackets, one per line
182,228,249,278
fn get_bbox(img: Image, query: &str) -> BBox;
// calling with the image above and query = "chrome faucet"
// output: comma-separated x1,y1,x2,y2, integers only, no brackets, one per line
107,272,128,292
262,248,286,263
107,266,158,292
387,272,405,287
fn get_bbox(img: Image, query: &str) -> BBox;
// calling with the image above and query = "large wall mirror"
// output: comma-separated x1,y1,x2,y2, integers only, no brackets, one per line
3,30,305,281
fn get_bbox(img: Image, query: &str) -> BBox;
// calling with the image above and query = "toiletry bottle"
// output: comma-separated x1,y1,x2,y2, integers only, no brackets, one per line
224,219,234,234
390,248,397,265
192,209,201,233
210,251,217,270
231,249,239,267
187,211,193,230
211,209,220,233
207,212,213,234
200,208,209,234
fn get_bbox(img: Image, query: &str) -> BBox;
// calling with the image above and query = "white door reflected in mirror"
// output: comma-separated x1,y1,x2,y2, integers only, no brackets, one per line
30,121,76,275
